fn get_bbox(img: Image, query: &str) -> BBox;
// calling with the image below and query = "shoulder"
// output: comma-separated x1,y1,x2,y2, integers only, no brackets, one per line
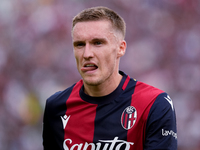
135,81,164,97
152,93,175,112
129,81,164,105
45,80,83,111
46,84,74,106
147,92,176,125
121,73,165,106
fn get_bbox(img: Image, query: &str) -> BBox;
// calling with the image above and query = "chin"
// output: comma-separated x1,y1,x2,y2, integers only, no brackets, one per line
83,78,102,86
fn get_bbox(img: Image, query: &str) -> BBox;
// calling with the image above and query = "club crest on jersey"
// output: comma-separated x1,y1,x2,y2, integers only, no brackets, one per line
121,106,137,130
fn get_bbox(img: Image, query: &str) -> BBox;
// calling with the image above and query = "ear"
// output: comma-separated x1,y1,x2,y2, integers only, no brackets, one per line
117,40,126,58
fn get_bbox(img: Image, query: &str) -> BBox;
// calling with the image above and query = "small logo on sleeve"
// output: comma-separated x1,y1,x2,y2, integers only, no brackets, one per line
121,106,137,130
164,95,174,111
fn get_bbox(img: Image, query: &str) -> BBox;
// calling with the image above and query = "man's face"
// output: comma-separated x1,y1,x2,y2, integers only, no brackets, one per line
72,20,124,87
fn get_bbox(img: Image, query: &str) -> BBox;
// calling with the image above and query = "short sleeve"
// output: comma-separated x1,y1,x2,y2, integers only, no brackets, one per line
144,93,177,150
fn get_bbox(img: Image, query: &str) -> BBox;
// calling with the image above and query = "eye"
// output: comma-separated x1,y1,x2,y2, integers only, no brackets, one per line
74,42,85,48
94,41,102,45
92,38,106,46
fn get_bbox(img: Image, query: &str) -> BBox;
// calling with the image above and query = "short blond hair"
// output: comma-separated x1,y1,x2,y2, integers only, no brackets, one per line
72,6,126,39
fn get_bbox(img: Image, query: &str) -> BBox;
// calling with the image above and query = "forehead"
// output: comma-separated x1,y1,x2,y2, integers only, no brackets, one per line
72,20,115,40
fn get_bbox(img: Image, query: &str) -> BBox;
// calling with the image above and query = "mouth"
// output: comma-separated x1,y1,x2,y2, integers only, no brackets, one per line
81,63,98,72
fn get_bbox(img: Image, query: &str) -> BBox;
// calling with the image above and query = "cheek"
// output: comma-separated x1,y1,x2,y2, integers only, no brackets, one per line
106,48,118,61
103,52,117,68
74,54,81,68
76,58,82,69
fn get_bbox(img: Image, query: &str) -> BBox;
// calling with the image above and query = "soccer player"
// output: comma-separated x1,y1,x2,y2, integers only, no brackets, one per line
43,6,177,150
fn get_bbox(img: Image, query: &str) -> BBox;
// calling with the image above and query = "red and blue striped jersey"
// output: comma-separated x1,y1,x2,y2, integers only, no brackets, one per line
43,71,177,150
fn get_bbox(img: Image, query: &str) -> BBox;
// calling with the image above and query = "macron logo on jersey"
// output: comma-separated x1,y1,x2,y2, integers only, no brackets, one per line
164,95,174,111
61,115,71,129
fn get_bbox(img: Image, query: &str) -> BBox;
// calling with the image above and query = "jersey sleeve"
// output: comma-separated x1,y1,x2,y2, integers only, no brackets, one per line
144,93,177,150
42,92,62,150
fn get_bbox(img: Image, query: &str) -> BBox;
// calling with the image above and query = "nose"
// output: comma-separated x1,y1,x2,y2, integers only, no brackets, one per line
83,43,94,59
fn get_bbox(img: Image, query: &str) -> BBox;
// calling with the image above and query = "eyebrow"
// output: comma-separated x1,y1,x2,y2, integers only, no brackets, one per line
73,40,84,45
73,38,107,45
91,38,107,43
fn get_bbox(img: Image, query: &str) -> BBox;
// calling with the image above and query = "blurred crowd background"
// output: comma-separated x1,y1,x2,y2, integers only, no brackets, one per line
0,0,200,149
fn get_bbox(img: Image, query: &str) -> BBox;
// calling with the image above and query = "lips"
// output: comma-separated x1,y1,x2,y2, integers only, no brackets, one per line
81,63,98,72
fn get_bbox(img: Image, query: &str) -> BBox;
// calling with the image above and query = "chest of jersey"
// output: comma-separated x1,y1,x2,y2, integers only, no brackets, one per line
44,73,176,150
59,83,159,150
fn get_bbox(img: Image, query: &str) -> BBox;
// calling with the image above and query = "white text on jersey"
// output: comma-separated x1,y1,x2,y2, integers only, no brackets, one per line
63,137,134,150
162,129,177,140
